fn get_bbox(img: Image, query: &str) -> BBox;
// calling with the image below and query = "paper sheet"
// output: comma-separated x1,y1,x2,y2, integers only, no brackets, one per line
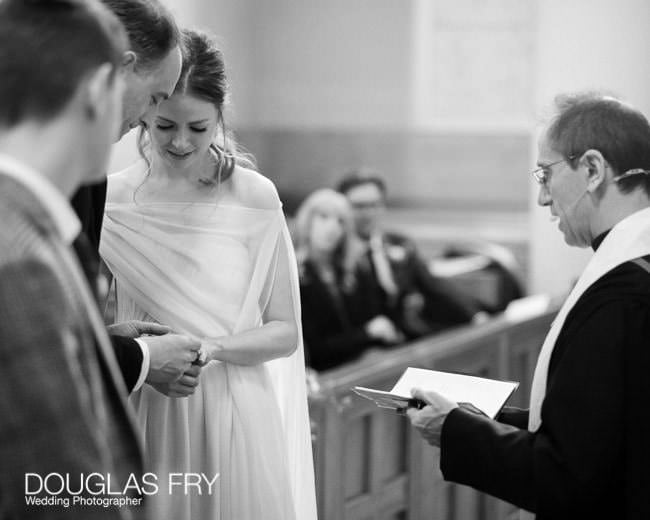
354,367,518,418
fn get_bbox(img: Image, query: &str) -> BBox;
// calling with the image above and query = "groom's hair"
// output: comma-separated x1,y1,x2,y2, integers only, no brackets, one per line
100,0,180,73
0,0,127,127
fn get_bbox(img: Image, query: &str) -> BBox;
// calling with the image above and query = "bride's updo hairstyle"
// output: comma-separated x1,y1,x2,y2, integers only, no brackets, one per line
139,28,254,184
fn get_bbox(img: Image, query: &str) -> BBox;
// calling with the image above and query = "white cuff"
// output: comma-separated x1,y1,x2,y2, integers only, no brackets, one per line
132,338,150,392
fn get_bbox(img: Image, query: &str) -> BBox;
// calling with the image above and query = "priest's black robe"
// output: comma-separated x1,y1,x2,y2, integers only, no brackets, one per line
439,251,650,519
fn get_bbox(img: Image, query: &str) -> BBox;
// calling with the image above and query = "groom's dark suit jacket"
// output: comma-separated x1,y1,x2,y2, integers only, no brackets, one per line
71,180,107,254
72,181,143,392
0,175,143,519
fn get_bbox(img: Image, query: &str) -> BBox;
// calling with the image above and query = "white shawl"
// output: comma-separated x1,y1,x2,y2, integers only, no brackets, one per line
529,206,650,431
101,172,317,520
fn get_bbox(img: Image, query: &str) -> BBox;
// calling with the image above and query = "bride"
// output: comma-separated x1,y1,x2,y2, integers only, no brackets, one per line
100,29,317,520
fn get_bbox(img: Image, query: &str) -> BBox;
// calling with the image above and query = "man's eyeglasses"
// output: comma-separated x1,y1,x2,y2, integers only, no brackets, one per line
613,168,650,183
530,155,576,185
531,154,650,186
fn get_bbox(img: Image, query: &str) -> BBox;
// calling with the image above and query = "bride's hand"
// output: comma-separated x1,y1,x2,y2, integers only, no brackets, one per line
193,346,209,366
201,337,225,363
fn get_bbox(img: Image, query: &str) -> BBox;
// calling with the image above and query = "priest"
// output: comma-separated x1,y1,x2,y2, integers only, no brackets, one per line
406,92,650,520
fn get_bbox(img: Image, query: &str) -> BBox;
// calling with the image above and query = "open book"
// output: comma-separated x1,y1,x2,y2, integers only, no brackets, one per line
353,367,519,419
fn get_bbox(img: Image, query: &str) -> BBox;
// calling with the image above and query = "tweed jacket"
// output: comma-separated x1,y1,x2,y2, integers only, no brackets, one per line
0,174,143,520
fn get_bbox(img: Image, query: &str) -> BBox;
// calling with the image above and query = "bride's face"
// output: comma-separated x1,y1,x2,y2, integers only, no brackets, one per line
148,93,218,170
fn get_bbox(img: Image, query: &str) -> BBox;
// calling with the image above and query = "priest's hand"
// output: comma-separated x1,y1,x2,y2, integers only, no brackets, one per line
406,388,458,447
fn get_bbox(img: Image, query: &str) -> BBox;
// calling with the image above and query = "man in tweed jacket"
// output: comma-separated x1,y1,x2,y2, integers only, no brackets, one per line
0,1,144,518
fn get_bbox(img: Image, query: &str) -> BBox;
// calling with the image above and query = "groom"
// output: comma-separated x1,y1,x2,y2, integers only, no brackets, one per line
72,0,202,396
0,1,144,517
406,93,650,519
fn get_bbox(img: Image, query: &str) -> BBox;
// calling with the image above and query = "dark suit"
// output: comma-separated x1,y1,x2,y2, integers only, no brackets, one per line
300,259,387,371
368,232,481,338
71,180,107,253
72,182,143,392
0,175,143,519
440,256,650,519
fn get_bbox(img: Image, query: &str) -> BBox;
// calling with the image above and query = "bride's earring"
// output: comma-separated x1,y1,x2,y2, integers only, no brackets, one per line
198,144,218,186
217,151,223,189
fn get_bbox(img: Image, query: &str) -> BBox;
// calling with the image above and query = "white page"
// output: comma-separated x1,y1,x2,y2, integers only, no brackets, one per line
390,367,518,419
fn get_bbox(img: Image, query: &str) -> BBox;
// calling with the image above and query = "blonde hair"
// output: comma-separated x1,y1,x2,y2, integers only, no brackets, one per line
293,189,364,290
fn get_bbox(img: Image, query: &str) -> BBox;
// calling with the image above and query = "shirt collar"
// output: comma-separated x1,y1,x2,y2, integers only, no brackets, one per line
0,153,81,244
591,230,610,251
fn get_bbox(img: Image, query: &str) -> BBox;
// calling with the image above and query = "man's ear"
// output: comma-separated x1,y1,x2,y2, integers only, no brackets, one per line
83,63,115,121
581,149,607,192
122,50,137,72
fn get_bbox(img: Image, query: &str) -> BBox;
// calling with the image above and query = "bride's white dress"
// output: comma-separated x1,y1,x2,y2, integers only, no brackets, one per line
100,163,317,520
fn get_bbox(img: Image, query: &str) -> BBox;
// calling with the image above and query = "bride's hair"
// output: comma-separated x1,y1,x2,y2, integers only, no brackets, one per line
137,28,255,185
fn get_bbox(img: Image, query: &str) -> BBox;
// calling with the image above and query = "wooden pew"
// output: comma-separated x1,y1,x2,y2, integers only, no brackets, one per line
308,307,557,520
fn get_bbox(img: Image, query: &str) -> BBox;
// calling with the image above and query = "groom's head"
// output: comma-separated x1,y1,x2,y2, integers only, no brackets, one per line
0,0,128,183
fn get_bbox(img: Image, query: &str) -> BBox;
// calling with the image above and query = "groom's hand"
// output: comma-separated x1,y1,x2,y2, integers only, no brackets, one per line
149,365,202,398
107,320,171,338
145,334,202,384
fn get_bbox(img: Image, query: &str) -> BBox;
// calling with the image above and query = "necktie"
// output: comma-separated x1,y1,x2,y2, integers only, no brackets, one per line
369,235,399,298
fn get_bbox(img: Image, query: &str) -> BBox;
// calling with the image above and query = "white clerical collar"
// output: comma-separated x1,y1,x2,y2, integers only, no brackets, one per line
0,153,80,244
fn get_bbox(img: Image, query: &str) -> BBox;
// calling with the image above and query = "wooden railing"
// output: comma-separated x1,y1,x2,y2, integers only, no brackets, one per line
308,307,557,520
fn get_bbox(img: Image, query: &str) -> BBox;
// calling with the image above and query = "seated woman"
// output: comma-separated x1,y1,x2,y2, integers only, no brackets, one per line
294,189,402,371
